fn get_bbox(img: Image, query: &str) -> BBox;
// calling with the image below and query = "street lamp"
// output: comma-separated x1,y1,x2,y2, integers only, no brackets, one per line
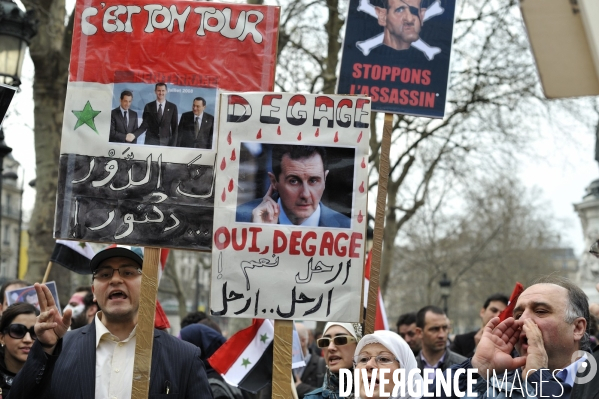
0,0,36,276
0,0,37,87
438,273,452,315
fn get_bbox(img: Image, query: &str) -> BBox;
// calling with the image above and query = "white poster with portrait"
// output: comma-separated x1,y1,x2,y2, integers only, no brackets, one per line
210,92,370,322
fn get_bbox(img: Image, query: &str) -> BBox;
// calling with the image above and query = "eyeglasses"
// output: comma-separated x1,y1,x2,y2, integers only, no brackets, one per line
354,354,399,367
93,266,142,281
316,335,357,348
4,324,36,340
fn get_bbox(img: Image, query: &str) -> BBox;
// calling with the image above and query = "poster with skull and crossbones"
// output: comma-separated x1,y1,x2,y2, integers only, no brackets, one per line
337,0,456,118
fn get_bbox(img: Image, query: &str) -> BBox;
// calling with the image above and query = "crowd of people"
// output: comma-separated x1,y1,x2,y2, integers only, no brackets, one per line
0,245,598,398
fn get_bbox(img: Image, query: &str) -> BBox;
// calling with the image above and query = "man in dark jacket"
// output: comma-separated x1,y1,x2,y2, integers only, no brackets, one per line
451,293,508,358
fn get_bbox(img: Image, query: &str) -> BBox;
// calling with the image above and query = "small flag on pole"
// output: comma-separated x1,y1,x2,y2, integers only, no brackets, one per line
209,319,274,393
50,240,96,274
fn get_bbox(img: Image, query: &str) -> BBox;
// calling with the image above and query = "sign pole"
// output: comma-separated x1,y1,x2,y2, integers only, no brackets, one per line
272,319,293,398
41,261,53,284
365,112,393,335
131,247,160,399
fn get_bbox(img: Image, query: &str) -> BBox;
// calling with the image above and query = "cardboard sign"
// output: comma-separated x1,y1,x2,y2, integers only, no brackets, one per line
54,0,279,250
210,92,370,322
336,0,456,118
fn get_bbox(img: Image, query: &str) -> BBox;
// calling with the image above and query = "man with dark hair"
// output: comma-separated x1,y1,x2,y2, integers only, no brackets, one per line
10,246,212,398
62,286,92,323
134,82,178,146
375,0,426,51
180,310,208,329
177,97,214,149
396,311,421,355
448,275,595,399
236,145,351,228
70,291,100,330
109,90,139,143
451,293,508,358
415,305,466,383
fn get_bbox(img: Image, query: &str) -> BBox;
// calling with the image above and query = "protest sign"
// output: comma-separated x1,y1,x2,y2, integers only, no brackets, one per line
54,0,280,250
210,92,370,322
336,0,456,118
6,282,61,313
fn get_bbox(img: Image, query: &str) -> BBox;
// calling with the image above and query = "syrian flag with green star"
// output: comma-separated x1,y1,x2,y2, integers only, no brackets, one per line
208,319,274,393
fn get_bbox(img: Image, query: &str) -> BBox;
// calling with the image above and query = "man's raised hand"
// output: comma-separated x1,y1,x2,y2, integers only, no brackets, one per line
34,283,72,352
251,184,280,224
520,319,548,379
471,317,526,377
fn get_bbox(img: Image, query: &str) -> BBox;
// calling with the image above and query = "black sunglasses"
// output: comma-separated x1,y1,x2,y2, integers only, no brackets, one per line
4,324,36,340
316,335,356,348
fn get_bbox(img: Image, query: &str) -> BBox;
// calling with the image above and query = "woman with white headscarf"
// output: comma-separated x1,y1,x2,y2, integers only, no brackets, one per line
353,330,424,399
304,322,362,399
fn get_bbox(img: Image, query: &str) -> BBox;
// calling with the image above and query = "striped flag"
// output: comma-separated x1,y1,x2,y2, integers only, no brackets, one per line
363,250,389,330
50,240,96,274
208,319,274,394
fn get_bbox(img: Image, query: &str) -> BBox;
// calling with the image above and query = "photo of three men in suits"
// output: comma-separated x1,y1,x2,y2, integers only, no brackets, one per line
109,83,214,150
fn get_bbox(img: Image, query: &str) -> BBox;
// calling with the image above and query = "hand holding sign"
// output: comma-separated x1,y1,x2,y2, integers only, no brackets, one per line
252,184,280,224
34,283,72,353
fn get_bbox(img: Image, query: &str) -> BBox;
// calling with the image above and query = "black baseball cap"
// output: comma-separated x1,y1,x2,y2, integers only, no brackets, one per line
89,246,144,273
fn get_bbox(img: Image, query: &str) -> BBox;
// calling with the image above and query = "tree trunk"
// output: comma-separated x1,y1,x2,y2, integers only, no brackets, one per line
23,0,74,304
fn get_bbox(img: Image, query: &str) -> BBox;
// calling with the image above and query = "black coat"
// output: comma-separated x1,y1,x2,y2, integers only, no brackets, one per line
177,111,214,149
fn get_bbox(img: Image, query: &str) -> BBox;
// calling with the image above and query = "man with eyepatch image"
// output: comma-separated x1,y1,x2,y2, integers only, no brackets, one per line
8,245,213,399
375,0,426,51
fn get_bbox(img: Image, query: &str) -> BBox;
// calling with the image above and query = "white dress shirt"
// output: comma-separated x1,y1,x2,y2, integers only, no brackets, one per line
94,312,137,399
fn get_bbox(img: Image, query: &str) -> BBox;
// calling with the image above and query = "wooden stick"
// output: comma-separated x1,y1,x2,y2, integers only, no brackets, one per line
365,113,393,335
131,247,160,399
42,261,52,284
272,320,293,399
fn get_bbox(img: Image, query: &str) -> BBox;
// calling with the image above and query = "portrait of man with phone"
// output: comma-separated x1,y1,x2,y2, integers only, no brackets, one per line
236,144,351,228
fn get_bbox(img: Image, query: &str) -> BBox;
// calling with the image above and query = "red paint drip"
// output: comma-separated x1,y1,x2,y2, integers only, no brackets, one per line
256,129,262,139
231,148,236,161
297,132,302,141
227,131,232,145
334,131,339,142
357,131,363,143
220,157,226,170
359,182,365,193
315,128,319,137
228,179,234,192
277,126,282,135
221,188,226,202
361,157,366,168
357,210,364,223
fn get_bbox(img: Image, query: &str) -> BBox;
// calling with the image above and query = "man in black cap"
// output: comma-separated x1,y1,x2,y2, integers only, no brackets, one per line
10,245,213,398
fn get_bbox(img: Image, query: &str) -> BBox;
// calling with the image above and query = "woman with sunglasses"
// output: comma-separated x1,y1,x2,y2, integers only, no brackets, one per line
305,322,361,399
0,302,39,397
353,330,423,399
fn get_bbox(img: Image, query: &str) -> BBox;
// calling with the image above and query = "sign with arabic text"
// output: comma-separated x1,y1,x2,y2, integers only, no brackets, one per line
54,0,279,250
210,92,370,321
